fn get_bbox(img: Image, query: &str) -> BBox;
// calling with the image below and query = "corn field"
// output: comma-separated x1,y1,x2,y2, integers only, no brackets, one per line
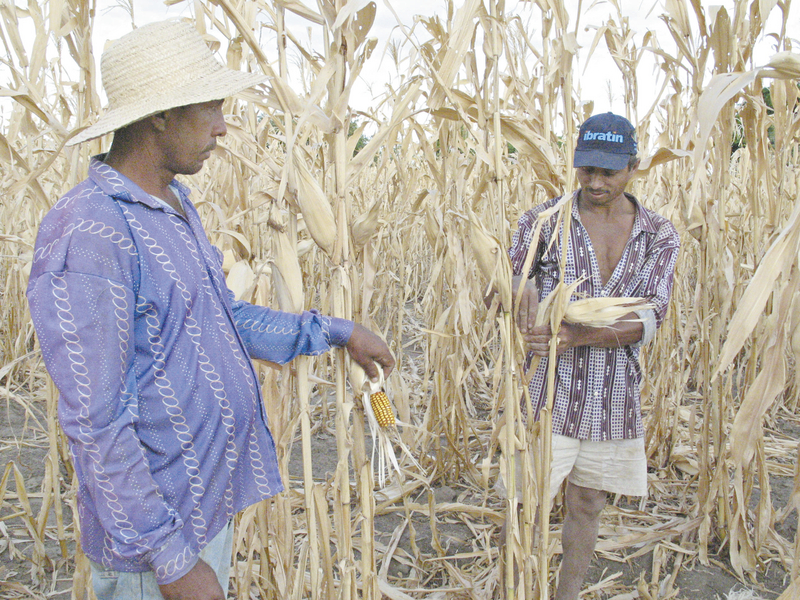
1,0,799,598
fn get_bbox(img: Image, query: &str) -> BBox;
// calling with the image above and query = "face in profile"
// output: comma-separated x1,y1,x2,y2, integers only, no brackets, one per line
159,99,228,176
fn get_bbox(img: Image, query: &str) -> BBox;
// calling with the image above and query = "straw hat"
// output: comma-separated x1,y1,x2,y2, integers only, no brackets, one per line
68,19,267,146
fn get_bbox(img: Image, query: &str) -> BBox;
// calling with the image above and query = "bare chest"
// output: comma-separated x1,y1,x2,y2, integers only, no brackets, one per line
581,217,634,285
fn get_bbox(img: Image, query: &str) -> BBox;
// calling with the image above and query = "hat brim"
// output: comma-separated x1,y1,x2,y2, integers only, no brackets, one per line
574,149,632,170
67,70,267,146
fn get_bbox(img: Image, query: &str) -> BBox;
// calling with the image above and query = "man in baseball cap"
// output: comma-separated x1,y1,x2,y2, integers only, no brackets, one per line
505,112,680,599
573,111,639,170
28,20,394,600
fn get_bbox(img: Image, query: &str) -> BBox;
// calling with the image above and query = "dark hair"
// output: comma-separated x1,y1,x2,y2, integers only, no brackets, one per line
628,155,639,170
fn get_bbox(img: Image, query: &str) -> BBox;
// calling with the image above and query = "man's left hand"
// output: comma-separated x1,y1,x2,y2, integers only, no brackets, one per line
346,324,395,381
525,322,585,357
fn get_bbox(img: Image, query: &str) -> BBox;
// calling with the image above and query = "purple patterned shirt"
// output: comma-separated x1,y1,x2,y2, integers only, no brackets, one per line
27,157,353,584
509,192,679,441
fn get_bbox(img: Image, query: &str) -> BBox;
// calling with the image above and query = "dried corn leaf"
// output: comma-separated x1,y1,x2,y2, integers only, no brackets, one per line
274,0,325,25
226,260,257,301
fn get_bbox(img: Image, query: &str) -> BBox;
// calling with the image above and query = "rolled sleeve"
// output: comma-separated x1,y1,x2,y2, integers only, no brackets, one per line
229,293,354,362
632,308,657,347
148,532,199,585
326,316,354,347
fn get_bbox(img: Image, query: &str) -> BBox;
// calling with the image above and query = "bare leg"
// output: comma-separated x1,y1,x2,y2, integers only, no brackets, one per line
555,483,607,600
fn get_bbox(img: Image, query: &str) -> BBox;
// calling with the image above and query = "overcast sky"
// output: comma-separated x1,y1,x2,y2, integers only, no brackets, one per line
88,0,798,119
4,0,796,131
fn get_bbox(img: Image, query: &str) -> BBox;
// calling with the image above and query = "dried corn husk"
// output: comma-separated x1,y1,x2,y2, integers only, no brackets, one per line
351,362,421,488
564,297,655,327
351,198,381,253
271,230,304,313
468,211,512,309
290,148,336,256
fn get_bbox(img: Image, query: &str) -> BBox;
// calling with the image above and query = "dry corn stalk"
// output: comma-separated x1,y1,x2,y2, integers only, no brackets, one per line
271,228,304,313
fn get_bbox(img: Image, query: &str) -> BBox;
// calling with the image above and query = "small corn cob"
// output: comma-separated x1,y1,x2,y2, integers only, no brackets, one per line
370,390,396,428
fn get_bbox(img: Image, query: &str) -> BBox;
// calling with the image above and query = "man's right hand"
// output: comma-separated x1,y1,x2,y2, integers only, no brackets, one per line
345,323,396,382
159,559,225,600
512,275,539,335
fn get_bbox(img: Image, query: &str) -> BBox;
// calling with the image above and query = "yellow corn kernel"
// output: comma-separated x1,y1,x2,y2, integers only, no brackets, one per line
370,390,396,428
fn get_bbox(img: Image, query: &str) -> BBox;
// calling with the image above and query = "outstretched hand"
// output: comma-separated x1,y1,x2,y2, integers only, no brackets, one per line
346,323,395,381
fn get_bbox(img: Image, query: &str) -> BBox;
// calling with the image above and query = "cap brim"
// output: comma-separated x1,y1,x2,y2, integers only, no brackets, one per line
574,149,631,170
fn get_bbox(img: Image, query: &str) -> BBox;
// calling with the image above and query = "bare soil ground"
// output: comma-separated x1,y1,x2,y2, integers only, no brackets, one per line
0,388,795,599
282,411,796,599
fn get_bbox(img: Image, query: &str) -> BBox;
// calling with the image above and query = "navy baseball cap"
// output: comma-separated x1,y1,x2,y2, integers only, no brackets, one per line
574,112,638,170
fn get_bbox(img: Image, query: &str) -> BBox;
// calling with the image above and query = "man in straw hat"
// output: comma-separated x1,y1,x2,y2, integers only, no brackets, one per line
503,113,680,599
27,19,394,600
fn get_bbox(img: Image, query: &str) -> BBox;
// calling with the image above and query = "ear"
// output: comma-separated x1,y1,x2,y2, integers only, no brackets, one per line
149,111,169,133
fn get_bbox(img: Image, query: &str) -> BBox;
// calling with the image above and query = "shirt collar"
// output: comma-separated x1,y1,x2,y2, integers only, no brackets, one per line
626,193,658,235
571,190,657,236
88,154,192,213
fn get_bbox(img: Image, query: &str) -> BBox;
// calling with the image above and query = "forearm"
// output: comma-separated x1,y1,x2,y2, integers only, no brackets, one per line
527,312,643,356
231,298,394,379
563,314,643,349
159,559,225,600
230,295,353,362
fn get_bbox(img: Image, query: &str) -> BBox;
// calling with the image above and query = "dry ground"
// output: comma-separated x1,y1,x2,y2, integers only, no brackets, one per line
0,386,795,599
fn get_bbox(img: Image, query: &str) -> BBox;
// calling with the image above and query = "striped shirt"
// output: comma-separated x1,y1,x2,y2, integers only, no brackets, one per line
508,192,680,440
27,157,353,584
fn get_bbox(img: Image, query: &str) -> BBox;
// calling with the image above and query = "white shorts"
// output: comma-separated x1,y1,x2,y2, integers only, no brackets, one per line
496,434,648,500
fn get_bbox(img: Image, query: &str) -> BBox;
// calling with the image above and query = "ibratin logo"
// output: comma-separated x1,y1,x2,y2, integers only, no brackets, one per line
582,131,624,143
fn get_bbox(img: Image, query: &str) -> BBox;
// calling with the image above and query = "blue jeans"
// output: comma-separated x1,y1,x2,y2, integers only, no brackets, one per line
89,522,234,600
